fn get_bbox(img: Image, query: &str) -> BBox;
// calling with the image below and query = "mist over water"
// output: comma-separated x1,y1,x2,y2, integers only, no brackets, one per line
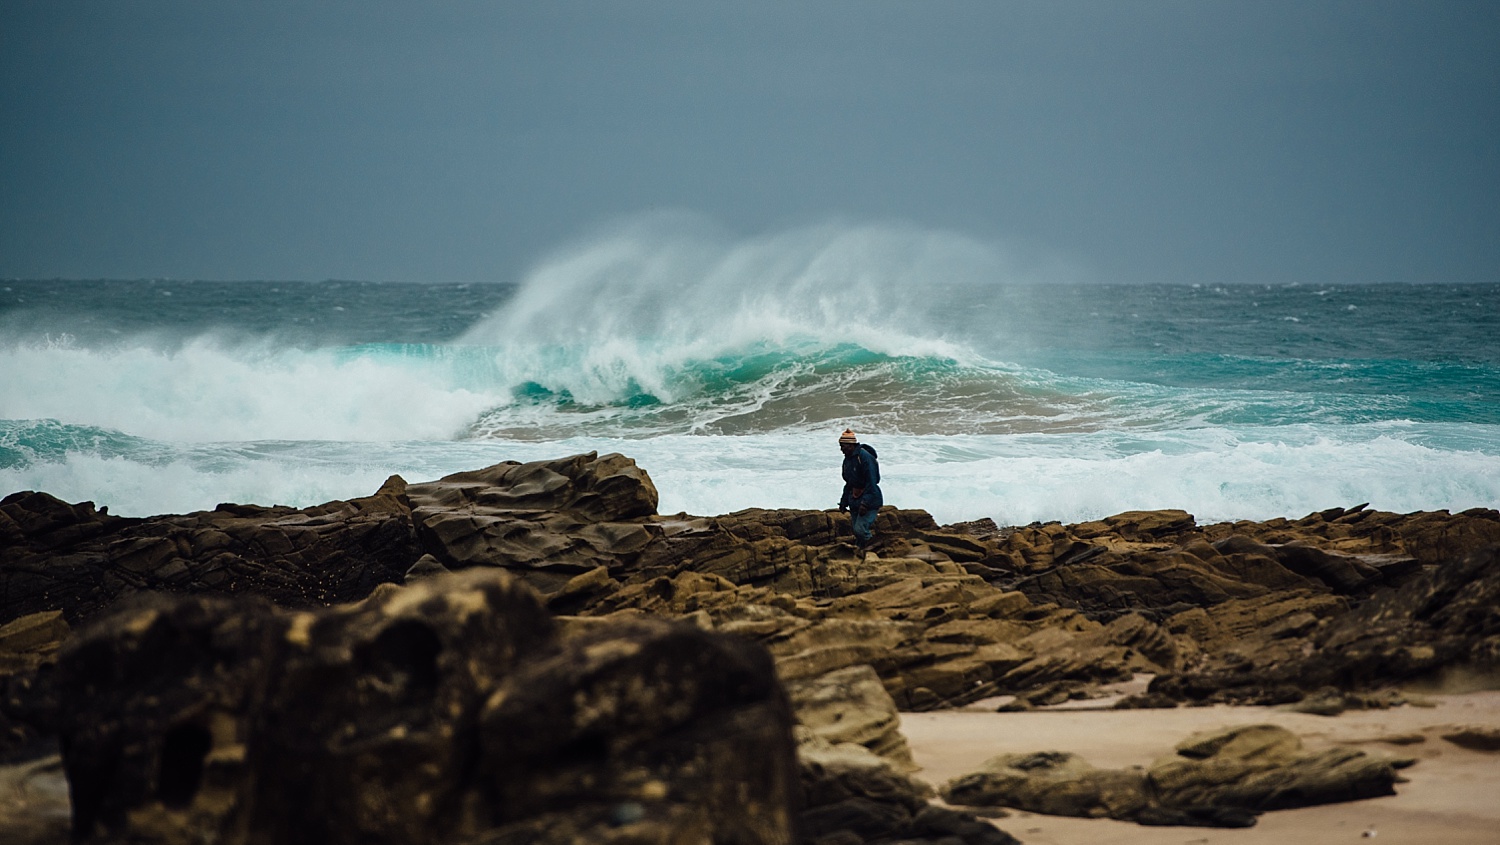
456,216,1112,438
1,219,1498,522
461,218,1000,426
461,214,1028,353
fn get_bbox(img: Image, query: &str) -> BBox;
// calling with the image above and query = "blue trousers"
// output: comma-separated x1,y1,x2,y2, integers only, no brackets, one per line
851,507,878,545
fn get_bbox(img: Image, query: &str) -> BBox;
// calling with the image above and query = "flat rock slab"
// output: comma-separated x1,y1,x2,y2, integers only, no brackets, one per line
940,724,1400,827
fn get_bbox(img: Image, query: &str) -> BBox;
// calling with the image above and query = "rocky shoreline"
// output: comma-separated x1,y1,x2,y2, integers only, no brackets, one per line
2,452,1498,843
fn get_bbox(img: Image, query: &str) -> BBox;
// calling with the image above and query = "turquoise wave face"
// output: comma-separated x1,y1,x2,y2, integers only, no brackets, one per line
1021,348,1500,403
5,335,1498,451
459,340,1500,440
0,419,160,468
1036,351,1500,428
286,335,1500,440
459,340,1084,439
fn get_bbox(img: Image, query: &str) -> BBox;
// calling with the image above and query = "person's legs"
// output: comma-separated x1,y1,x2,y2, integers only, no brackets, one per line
851,508,878,546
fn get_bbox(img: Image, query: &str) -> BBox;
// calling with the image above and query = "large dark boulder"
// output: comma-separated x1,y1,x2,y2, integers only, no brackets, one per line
47,571,800,845
409,451,659,521
240,571,557,845
475,617,799,843
51,591,288,841
0,492,135,623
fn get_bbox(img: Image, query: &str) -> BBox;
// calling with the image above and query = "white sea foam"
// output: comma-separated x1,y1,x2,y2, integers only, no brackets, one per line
638,428,1500,525
0,338,506,442
6,425,1496,523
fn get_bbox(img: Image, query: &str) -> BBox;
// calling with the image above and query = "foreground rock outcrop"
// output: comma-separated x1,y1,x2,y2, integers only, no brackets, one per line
51,571,800,844
3,452,1499,841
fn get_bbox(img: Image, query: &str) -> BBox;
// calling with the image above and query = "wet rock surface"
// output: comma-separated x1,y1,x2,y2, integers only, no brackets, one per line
3,453,1499,841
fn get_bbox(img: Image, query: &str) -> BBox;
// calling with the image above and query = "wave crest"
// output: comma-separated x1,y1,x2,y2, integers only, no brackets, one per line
460,214,1033,355
453,216,1092,436
466,343,1101,439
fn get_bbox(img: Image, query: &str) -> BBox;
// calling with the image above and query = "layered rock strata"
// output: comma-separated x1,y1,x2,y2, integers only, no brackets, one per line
8,463,1496,717
3,452,1499,841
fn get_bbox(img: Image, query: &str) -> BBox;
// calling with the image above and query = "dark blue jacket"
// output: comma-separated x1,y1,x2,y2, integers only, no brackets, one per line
839,444,883,513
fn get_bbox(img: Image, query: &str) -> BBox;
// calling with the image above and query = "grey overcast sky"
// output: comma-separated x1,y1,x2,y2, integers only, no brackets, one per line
1,1,1496,285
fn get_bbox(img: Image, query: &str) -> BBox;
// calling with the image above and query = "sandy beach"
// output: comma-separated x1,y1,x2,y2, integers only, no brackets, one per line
902,687,1500,845
6,691,1496,845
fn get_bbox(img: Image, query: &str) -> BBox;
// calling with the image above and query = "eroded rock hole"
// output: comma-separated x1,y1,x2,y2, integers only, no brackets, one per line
369,619,443,693
158,722,212,808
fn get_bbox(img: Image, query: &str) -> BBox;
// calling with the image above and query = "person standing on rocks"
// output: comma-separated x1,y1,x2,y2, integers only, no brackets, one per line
837,428,883,548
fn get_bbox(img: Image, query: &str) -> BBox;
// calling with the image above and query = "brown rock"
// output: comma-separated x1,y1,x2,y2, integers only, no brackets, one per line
477,616,798,845
1154,543,1500,703
0,611,72,763
0,612,69,674
1150,724,1399,811
402,453,662,595
1440,726,1500,752
1103,509,1198,540
941,751,1152,820
941,724,1399,828
46,571,806,845
796,729,1019,845
409,452,657,521
785,664,915,768
0,479,420,624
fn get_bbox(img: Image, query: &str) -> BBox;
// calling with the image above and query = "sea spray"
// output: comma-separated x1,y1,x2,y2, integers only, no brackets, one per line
457,216,1017,406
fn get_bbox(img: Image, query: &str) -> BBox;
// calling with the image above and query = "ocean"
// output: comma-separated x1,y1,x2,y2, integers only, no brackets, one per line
3,226,1499,525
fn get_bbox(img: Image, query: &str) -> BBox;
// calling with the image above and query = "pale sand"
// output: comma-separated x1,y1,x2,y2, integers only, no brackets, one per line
3,691,1496,844
900,687,1500,845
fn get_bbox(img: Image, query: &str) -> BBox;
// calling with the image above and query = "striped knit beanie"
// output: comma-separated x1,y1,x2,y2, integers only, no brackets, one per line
839,429,858,444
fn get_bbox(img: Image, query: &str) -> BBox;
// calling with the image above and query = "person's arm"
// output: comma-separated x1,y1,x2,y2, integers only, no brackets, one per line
850,453,868,512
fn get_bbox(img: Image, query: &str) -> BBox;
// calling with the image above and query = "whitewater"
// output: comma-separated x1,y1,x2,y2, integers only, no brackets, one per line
3,220,1499,524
